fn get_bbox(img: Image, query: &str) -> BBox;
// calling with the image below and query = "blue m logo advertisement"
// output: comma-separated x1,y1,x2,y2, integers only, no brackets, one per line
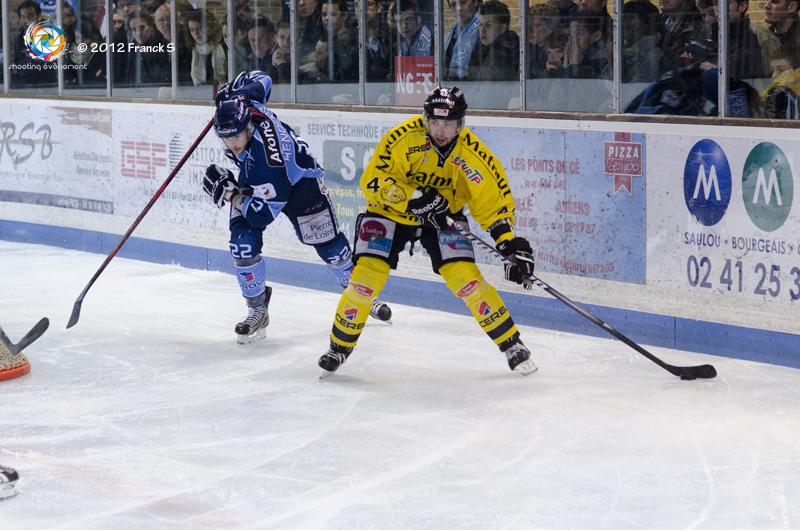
683,139,733,226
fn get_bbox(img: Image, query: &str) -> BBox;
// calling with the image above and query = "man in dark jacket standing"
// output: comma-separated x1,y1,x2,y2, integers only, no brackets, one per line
473,0,519,80
727,0,764,78
764,0,800,47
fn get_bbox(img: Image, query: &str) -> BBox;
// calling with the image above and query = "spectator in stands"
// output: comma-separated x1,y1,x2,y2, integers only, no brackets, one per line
622,0,663,82
768,43,799,77
16,0,40,30
576,0,612,74
270,20,292,83
235,0,255,24
298,0,325,64
67,16,107,85
59,2,77,44
153,2,192,84
578,0,612,39
473,0,518,80
759,44,800,116
394,0,432,56
631,37,757,117
122,11,171,85
12,0,52,85
153,3,172,41
727,0,764,77
548,0,579,28
246,17,277,72
444,0,480,80
544,31,569,76
320,0,359,79
527,4,558,78
764,0,800,47
186,9,227,86
565,13,610,78
112,10,127,42
657,0,705,73
360,0,393,81
299,35,335,82
697,0,717,38
223,13,252,76
626,38,714,115
111,8,130,83
117,0,136,18
14,0,39,60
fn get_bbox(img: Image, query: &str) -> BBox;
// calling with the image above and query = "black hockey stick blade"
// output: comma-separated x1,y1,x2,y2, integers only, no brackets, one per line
445,218,717,380
66,290,87,329
673,364,717,380
0,317,49,356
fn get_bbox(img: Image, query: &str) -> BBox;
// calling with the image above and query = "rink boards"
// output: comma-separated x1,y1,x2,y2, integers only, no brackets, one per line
0,98,797,367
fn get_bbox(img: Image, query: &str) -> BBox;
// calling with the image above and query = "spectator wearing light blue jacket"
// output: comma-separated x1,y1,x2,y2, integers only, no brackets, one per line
444,0,481,79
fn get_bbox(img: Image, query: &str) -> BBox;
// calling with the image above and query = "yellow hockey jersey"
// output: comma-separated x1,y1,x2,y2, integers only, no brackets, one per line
360,115,518,241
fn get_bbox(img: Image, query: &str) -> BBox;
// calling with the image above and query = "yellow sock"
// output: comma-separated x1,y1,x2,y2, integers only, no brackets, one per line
330,257,391,349
441,261,519,347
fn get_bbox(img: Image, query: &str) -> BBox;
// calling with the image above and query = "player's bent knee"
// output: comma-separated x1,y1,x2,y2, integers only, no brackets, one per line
347,257,390,301
441,262,488,300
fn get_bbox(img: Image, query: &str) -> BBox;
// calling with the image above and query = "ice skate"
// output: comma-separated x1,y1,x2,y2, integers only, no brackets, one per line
318,343,353,378
369,299,392,323
500,336,538,375
235,287,271,344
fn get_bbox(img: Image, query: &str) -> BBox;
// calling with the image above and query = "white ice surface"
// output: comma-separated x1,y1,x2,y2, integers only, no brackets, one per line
0,241,798,530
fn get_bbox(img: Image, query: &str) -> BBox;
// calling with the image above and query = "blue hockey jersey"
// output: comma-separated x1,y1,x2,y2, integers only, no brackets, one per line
220,71,324,229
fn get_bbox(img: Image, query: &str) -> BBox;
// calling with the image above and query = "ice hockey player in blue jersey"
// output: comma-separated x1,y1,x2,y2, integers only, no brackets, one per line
203,70,392,343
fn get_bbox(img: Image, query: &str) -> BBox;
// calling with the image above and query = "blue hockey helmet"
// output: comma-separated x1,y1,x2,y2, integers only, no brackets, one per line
214,97,252,138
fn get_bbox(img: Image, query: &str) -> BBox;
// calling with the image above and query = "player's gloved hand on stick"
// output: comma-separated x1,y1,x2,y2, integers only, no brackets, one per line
407,187,450,230
497,237,535,289
203,164,238,208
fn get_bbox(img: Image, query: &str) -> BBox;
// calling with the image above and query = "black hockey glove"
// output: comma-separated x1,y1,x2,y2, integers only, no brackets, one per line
406,187,450,230
497,237,535,289
203,164,238,208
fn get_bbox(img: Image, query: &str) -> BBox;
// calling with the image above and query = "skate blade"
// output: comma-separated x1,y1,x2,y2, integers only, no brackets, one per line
0,484,18,501
236,327,267,345
319,369,337,379
514,360,538,375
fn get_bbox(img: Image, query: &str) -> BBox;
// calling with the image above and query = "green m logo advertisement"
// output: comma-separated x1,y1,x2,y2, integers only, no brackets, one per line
741,142,794,232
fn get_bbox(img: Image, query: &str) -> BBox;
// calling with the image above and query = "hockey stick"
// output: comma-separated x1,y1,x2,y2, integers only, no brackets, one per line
447,219,717,380
66,119,215,329
0,318,50,356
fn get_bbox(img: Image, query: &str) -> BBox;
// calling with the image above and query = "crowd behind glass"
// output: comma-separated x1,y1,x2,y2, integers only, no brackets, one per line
2,0,800,119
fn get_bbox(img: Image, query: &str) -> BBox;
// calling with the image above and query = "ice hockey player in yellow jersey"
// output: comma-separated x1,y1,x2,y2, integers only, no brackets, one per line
318,86,538,377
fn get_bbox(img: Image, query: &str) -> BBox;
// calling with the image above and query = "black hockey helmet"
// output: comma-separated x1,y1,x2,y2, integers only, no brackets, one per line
423,86,468,121
214,96,252,138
